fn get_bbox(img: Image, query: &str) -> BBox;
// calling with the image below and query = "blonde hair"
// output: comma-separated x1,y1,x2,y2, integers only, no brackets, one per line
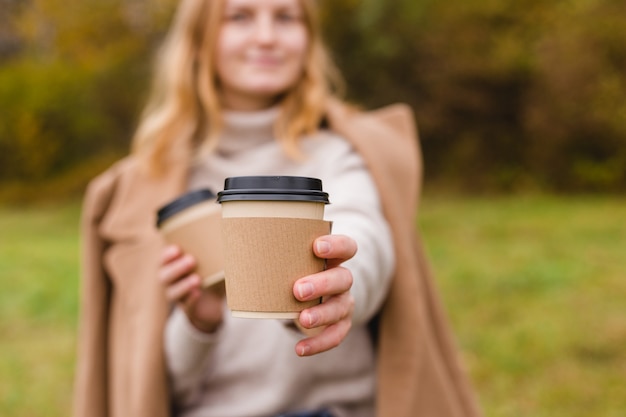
131,0,343,174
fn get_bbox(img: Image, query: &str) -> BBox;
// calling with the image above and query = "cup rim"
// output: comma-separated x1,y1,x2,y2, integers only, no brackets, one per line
156,188,216,227
217,176,329,204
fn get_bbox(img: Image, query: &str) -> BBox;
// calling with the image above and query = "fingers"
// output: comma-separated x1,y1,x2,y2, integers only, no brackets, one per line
294,293,354,355
158,245,200,302
313,235,357,268
161,244,182,265
295,313,352,356
157,245,224,333
298,290,354,329
159,245,195,282
165,273,202,302
294,265,353,303
292,235,357,356
295,270,354,357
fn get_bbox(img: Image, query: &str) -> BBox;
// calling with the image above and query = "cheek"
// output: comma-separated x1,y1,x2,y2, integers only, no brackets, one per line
216,29,243,64
286,31,309,69
214,35,240,85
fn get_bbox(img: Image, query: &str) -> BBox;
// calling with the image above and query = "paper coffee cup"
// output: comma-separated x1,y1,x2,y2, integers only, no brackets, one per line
217,176,331,319
156,189,225,288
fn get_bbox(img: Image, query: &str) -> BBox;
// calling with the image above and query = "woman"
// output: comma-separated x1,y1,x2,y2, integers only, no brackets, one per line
72,0,482,416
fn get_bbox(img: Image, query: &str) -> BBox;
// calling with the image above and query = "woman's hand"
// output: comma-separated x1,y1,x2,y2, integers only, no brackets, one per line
292,234,357,356
159,245,225,333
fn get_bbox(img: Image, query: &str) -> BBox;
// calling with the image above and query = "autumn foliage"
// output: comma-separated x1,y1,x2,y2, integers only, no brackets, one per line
1,0,625,201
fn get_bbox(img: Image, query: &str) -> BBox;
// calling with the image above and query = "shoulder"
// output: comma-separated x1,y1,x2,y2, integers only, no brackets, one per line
302,128,353,155
325,98,423,213
325,99,420,165
325,98,421,174
326,98,418,145
300,128,372,180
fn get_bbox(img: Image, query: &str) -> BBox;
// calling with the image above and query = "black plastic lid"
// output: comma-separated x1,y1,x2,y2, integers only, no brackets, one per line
156,189,216,227
217,176,329,204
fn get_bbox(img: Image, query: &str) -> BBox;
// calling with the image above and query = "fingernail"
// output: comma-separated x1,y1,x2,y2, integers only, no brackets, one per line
298,344,311,356
316,240,331,255
297,282,314,299
304,311,319,327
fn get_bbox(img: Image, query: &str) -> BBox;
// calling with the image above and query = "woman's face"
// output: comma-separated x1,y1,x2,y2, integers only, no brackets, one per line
215,0,309,111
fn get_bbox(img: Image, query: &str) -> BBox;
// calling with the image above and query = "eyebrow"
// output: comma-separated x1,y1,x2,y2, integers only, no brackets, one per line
224,0,301,12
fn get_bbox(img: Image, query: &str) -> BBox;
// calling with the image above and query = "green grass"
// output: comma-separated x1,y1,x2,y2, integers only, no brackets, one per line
0,201,80,417
418,194,626,417
1,195,625,416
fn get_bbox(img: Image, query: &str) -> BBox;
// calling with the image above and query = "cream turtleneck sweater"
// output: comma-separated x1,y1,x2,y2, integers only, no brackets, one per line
164,107,395,417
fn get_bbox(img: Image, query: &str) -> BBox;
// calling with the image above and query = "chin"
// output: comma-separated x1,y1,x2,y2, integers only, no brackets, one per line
245,84,292,97
246,73,299,91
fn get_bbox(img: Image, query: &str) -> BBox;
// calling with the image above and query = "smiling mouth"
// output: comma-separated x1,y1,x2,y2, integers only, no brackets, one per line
248,56,282,66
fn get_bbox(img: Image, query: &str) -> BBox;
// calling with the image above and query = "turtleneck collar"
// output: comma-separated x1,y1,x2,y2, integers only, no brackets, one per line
214,106,280,155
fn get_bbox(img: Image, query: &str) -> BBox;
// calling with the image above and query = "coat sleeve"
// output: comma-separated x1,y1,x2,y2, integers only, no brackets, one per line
72,165,120,417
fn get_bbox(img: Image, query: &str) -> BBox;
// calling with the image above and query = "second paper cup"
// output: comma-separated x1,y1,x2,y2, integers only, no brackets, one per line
157,189,225,288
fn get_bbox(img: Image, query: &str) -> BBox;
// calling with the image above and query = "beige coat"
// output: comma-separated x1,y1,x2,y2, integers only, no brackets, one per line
72,99,483,417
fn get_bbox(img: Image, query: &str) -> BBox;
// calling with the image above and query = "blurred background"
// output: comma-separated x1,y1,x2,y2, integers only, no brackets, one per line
0,0,625,416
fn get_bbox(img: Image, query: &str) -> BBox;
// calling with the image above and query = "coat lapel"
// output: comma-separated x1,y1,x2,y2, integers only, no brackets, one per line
95,156,189,417
99,157,189,243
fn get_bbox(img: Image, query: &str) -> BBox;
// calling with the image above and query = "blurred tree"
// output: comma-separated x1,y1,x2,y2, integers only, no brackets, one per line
1,0,625,200
322,0,541,191
0,0,175,195
524,0,626,191
0,0,24,60
321,0,626,192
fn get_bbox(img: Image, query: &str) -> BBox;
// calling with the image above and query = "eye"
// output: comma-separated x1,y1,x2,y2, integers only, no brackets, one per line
225,10,252,23
276,10,302,24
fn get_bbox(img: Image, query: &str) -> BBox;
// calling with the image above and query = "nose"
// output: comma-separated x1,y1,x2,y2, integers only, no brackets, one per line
254,14,276,45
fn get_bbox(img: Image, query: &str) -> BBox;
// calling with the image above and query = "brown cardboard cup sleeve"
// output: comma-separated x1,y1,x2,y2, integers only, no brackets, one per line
221,217,332,317
162,210,224,288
